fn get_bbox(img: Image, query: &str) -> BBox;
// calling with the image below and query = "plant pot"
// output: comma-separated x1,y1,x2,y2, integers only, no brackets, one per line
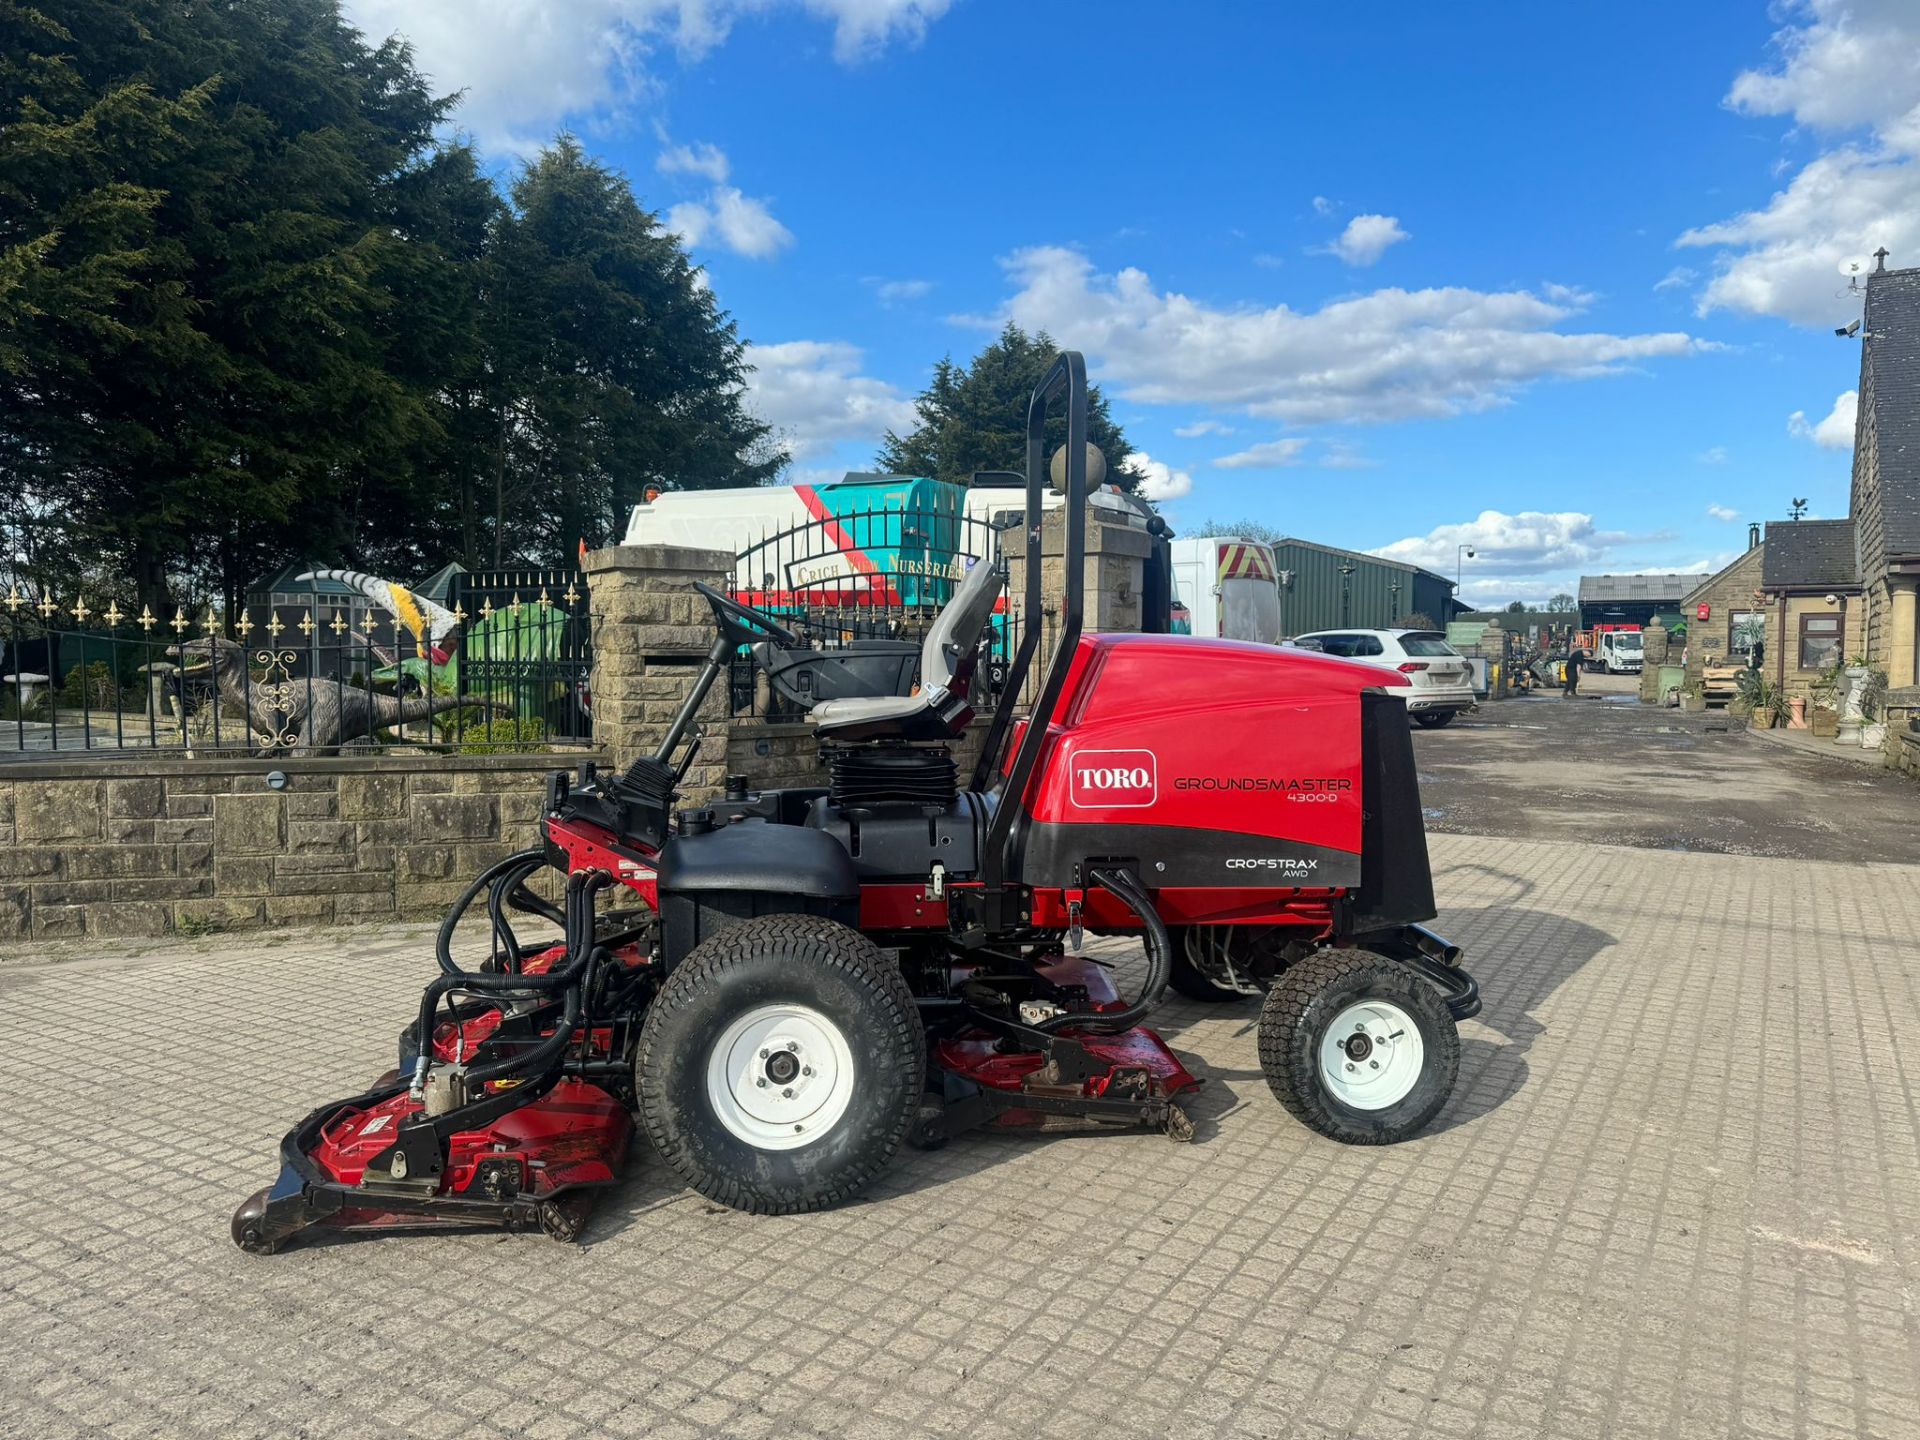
1680,693,1706,714
1788,696,1808,730
1810,706,1839,738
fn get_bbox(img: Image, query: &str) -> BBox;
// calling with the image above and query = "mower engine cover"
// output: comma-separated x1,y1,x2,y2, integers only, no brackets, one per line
1017,634,1413,894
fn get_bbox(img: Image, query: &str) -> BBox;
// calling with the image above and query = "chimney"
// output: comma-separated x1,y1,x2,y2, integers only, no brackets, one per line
1874,246,1890,273
1748,522,1761,550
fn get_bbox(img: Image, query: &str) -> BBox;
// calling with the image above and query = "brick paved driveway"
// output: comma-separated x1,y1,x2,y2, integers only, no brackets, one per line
4,831,1919,1439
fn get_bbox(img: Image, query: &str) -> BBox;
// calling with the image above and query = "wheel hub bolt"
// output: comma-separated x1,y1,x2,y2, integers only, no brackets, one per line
1370,1060,1379,1069
759,1048,770,1059
801,1066,812,1076
782,1087,794,1098
756,1078,767,1088
786,1041,799,1052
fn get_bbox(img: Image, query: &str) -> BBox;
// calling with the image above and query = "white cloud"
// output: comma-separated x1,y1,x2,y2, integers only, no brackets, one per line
1174,419,1233,438
980,246,1701,426
1214,439,1308,470
342,0,951,152
1654,266,1696,292
667,185,794,259
1787,388,1858,448
746,340,916,462
657,141,730,182
1323,213,1410,267
1698,445,1728,465
1318,442,1379,471
1311,195,1336,216
1372,510,1618,578
1676,0,1920,325
1124,451,1193,503
872,278,934,304
1707,503,1740,521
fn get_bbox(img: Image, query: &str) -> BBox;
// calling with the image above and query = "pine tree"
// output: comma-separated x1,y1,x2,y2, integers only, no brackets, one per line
488,138,781,563
0,0,454,610
878,324,1142,491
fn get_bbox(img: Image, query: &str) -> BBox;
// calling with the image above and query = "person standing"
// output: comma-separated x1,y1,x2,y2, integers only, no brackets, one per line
1564,643,1585,697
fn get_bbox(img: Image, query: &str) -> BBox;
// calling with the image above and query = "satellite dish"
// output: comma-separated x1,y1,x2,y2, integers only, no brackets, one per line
1838,255,1870,280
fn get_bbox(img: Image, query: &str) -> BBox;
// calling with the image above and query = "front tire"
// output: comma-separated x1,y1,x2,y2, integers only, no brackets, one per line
1413,710,1455,728
637,914,924,1214
1258,950,1459,1144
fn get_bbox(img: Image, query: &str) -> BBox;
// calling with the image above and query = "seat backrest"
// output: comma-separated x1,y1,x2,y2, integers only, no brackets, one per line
920,555,1003,697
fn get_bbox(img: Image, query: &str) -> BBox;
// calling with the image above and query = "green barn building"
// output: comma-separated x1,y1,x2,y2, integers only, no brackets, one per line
1269,538,1459,636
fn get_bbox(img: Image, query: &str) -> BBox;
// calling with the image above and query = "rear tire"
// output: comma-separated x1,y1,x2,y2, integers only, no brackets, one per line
1413,710,1455,728
1258,949,1459,1144
637,914,924,1214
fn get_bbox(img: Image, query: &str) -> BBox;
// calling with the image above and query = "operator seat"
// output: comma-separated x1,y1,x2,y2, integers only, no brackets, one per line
808,554,1004,743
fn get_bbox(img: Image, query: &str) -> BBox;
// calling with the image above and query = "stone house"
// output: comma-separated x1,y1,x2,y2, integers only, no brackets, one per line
1758,519,1864,696
1849,259,1920,689
1677,532,1767,686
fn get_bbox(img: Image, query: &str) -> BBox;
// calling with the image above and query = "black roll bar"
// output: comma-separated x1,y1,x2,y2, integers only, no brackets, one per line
976,351,1089,912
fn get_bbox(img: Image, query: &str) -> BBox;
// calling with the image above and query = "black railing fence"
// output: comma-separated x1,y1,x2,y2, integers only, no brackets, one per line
1,577,591,758
726,506,1050,722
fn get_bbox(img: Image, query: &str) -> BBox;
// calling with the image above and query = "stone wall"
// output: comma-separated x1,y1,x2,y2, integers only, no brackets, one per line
0,754,582,942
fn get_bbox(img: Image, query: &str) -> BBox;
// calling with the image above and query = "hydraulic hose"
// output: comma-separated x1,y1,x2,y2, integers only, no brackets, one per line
1035,866,1173,1036
412,870,610,1098
435,848,550,976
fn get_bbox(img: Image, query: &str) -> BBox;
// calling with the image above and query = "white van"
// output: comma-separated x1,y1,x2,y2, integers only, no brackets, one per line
1169,537,1283,644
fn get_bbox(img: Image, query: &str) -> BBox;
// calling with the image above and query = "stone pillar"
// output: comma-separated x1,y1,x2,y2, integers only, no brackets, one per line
1003,505,1154,682
584,544,732,799
1888,577,1918,690
1639,626,1670,705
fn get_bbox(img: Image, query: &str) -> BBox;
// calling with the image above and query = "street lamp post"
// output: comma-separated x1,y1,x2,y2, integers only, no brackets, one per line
1456,544,1476,595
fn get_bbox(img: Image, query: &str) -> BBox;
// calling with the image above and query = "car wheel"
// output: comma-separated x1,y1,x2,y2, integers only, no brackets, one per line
1413,710,1454,728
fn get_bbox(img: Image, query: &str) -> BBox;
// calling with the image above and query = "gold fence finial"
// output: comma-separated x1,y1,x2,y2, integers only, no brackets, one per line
70,596,91,624
103,601,123,629
138,604,156,632
37,593,58,620
3,586,20,614
170,608,189,635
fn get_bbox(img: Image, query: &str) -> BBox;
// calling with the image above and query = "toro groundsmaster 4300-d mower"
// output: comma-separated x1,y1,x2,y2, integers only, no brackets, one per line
233,353,1478,1254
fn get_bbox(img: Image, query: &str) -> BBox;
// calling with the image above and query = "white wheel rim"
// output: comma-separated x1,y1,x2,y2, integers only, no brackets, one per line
1318,1000,1425,1111
704,1003,856,1152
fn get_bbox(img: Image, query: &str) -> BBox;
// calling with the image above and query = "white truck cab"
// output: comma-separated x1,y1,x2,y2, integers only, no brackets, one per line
1596,630,1644,674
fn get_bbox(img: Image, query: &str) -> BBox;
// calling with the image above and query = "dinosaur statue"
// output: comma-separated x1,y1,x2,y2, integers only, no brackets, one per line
294,568,459,663
172,636,511,753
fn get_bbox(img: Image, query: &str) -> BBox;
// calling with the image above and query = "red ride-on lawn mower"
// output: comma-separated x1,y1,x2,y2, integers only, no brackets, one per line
232,354,1479,1253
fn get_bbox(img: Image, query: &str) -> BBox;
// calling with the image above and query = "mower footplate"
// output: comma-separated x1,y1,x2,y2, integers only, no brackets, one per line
232,1078,631,1255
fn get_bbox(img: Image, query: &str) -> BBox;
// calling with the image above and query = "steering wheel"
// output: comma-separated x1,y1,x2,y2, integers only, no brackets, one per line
692,581,802,648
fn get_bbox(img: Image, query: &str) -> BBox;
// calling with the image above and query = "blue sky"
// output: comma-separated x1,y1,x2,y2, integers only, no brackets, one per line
344,0,1916,606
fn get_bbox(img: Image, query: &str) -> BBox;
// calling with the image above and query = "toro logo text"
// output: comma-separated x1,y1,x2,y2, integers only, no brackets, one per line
1069,749,1158,809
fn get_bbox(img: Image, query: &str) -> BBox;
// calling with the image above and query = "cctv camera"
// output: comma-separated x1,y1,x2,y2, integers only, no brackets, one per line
1836,318,1862,338
1825,592,1839,605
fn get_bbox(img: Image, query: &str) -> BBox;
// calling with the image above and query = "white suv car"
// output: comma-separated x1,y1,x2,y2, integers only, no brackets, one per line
1288,629,1477,727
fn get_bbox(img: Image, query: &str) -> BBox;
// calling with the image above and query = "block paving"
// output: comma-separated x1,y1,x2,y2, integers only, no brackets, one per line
2,833,1917,1438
